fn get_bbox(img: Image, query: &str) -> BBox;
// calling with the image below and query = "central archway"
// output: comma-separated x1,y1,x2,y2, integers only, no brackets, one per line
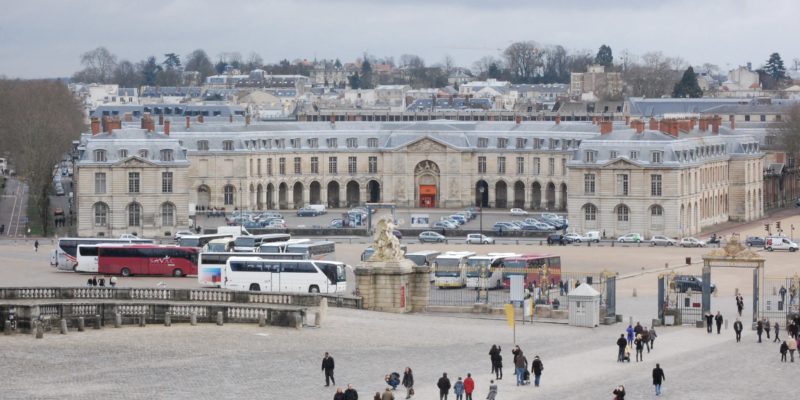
309,181,321,204
495,181,508,209
367,180,381,203
266,183,275,209
327,181,340,208
531,182,542,210
415,160,440,208
293,182,304,209
513,181,525,209
278,183,288,210
346,181,360,207
475,180,489,207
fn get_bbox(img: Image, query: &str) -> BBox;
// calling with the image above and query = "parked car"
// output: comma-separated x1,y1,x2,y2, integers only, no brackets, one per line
547,233,572,245
765,236,798,252
329,219,344,228
745,236,765,247
172,230,194,241
419,231,446,243
493,222,519,233
296,207,320,217
674,275,716,293
617,233,642,243
679,237,706,247
566,231,601,243
433,221,458,230
650,235,677,246
466,234,495,244
510,208,528,216
449,214,467,225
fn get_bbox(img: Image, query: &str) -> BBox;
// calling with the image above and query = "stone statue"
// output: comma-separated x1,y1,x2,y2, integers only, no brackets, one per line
369,216,404,262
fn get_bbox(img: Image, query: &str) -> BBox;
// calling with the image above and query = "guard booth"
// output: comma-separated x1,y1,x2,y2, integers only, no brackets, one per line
568,284,600,328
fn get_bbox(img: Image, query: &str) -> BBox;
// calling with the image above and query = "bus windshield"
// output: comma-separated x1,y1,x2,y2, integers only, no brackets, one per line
234,236,256,248
465,258,491,277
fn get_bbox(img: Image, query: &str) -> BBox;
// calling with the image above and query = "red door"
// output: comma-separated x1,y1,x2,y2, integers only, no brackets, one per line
419,185,436,208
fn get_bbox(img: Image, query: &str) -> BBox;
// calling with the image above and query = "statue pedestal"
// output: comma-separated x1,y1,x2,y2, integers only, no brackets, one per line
355,259,430,313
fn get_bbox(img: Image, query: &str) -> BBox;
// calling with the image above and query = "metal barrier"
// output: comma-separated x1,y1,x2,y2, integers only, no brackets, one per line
763,276,796,324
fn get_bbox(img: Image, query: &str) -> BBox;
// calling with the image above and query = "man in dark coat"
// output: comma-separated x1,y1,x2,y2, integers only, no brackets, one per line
733,318,743,342
652,363,666,396
714,311,723,334
705,312,714,333
344,384,359,400
437,373,451,400
531,355,543,387
774,321,781,342
616,334,627,362
756,319,764,343
322,352,335,386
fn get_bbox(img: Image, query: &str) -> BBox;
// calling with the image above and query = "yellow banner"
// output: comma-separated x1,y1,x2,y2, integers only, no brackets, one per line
504,303,515,328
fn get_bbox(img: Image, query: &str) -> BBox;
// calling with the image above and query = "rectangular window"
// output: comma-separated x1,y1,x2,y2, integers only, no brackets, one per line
162,171,173,193
478,156,486,174
160,149,173,162
197,140,209,151
94,173,106,194
584,151,596,163
290,138,300,149
651,151,663,164
561,158,567,175
516,157,524,174
346,138,358,148
651,174,662,196
327,138,338,148
610,151,618,159
533,157,540,174
367,138,379,148
477,137,488,148
516,138,526,149
94,150,106,162
630,151,639,160
548,158,554,176
616,174,629,196
584,174,595,194
348,156,357,174
307,138,319,148
497,138,508,149
118,149,128,158
267,159,273,176
311,157,319,174
497,156,506,174
329,157,338,174
128,172,140,193
257,159,262,176
368,156,378,174
533,139,542,150
294,157,301,174
279,157,286,175
223,140,234,151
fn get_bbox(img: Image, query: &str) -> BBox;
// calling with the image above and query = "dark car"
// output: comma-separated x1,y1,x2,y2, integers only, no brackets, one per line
674,275,716,293
296,207,320,217
547,234,573,245
745,236,765,247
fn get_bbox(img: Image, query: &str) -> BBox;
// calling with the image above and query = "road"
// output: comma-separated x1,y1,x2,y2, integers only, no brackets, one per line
0,177,29,237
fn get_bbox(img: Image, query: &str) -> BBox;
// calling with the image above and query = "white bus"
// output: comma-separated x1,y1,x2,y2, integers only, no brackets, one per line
257,238,310,254
222,256,352,294
204,237,236,253
465,253,519,289
233,233,291,252
405,250,441,282
198,251,306,287
432,251,475,288
74,243,133,273
52,237,154,271
285,241,336,260
179,234,233,249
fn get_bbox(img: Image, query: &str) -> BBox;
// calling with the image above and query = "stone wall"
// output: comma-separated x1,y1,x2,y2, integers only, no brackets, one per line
354,259,429,313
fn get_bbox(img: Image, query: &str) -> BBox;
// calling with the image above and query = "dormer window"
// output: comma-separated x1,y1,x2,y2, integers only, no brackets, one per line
497,138,508,149
138,149,148,158
584,150,597,163
93,149,107,162
346,138,358,148
197,140,209,151
477,137,488,148
223,140,234,151
118,149,128,158
160,149,174,162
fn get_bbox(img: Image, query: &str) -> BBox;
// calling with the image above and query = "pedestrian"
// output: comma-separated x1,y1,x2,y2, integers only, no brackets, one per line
86,277,93,287
402,367,414,399
648,326,658,349
613,384,626,400
488,345,500,379
386,373,400,390
322,352,335,386
774,321,781,342
34,240,39,252
634,334,644,362
641,327,651,353
486,380,497,400
373,391,381,400
757,319,764,343
98,277,105,287
705,312,713,334
344,384,359,400
91,276,98,287
463,373,474,400
788,337,797,362
733,318,743,343
780,285,787,308
437,373,451,400
110,276,118,288
789,321,797,339
333,387,345,400
764,318,771,339
381,387,394,400
624,344,632,363
514,352,527,386
781,341,789,362
652,363,666,396
453,377,464,400
714,311,723,334
634,321,643,337
531,355,543,387
735,294,744,316
626,324,634,345
616,334,627,362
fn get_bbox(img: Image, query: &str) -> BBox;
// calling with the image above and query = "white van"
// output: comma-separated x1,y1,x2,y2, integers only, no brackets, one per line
765,236,798,252
216,226,250,237
307,204,327,214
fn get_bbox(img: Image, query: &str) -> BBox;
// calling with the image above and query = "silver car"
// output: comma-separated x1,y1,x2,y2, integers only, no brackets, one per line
650,235,677,246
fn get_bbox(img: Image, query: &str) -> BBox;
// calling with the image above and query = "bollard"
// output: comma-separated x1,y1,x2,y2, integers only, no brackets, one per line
665,262,669,269
35,322,44,339
114,313,122,328
138,316,146,327
258,313,266,327
611,241,615,247
216,311,224,326
60,319,67,334
164,312,171,327
77,317,85,332
4,320,10,335
320,297,328,320
632,288,637,297
94,314,102,330
725,319,729,330
315,311,322,327
190,312,197,326
629,316,633,326
735,288,739,296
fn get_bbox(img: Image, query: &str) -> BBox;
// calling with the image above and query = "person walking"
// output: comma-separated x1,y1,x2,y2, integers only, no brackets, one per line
486,380,498,400
736,294,744,316
626,324,634,345
641,328,651,353
634,334,644,362
705,312,714,334
34,240,39,252
463,373,474,400
757,319,764,343
334,387,346,400
714,311,723,334
733,318,743,342
648,326,658,349
91,276,98,287
437,373,451,400
401,367,414,399
781,341,789,362
322,352,335,386
764,318,771,339
616,334,627,362
343,384,359,400
110,276,118,288
381,387,395,400
488,345,501,379
514,352,528,386
652,364,666,396
613,385,626,400
531,355,543,387
780,285,787,309
788,337,797,362
453,377,464,400
774,321,781,343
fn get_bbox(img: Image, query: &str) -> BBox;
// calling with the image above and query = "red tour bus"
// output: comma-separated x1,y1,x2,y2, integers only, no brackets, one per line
97,245,199,277
501,254,562,289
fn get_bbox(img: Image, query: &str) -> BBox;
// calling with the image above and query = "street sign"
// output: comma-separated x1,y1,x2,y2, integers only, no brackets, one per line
510,275,524,302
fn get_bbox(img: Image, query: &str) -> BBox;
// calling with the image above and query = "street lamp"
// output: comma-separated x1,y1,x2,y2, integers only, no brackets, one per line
479,186,485,237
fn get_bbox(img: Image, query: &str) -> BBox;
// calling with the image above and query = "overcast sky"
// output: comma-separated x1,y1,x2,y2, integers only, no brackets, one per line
1,0,798,79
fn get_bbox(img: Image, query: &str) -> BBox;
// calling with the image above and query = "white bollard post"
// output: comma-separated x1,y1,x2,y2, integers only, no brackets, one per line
216,311,224,326
60,319,68,334
114,313,122,328
190,312,197,326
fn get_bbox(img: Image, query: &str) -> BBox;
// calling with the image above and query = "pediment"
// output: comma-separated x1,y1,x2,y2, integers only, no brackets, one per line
602,158,642,169
115,156,158,167
405,137,449,153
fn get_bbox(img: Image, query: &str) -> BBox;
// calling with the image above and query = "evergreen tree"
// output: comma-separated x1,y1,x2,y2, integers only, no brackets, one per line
764,52,787,81
672,66,703,98
360,56,373,89
595,44,613,67
348,72,361,89
140,56,162,86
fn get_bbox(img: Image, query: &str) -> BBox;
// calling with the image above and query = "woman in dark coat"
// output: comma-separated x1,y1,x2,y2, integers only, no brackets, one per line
489,345,502,379
402,367,414,399
613,385,626,399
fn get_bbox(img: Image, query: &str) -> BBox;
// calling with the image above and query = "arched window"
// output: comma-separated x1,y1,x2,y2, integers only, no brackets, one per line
93,202,108,227
161,202,175,226
224,185,235,205
583,204,597,221
616,204,629,222
651,205,663,216
127,202,142,227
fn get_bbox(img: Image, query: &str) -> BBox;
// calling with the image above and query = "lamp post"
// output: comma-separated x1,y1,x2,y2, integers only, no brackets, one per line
479,186,485,237
238,180,243,235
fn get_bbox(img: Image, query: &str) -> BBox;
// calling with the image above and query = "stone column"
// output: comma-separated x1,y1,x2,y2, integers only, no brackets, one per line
488,184,496,209
554,187,562,211
354,259,417,313
320,185,328,207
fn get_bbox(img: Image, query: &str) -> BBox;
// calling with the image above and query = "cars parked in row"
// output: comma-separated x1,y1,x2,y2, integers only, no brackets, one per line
466,234,495,244
565,231,601,243
679,237,706,247
419,231,446,243
509,208,528,216
674,275,716,293
617,233,642,243
650,235,678,246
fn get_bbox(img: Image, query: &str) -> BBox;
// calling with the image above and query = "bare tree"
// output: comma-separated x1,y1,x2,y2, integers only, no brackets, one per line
72,47,118,83
624,51,683,98
772,104,800,162
503,41,542,83
399,54,425,69
472,56,503,78
184,49,215,81
112,60,143,88
441,55,455,76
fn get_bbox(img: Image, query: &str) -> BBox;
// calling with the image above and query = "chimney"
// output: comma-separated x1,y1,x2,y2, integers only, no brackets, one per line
158,114,164,126
163,119,170,135
711,116,721,134
515,115,521,125
185,116,191,129
699,117,709,132
600,120,613,135
555,115,561,125
198,114,204,124
624,116,630,125
245,114,251,125
729,115,735,130
678,119,691,133
112,116,122,131
659,119,679,137
90,117,100,135
631,120,644,134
